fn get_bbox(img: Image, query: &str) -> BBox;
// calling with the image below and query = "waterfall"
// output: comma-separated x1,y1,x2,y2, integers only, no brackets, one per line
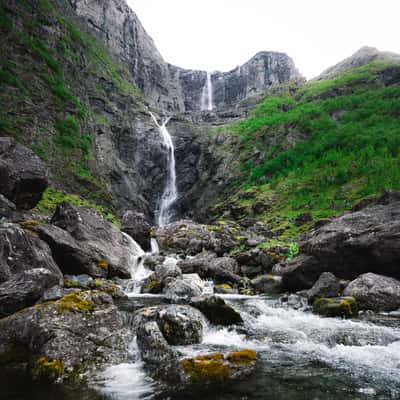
149,112,178,226
201,71,213,111
122,232,152,294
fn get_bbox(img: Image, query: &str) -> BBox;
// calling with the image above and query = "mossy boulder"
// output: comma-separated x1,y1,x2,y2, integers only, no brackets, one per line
313,296,358,318
180,349,257,385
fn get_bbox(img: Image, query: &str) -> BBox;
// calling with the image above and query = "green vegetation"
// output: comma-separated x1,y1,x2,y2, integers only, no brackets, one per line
35,187,120,226
218,61,400,239
0,5,13,33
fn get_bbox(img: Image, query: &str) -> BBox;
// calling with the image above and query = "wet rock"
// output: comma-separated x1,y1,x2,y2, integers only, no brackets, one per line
155,220,238,256
0,137,48,209
164,277,203,301
141,261,182,294
121,210,151,251
214,284,238,294
0,291,131,382
0,194,16,219
51,202,131,278
143,254,165,271
180,349,257,385
135,305,204,346
251,274,283,293
307,272,340,303
343,273,400,312
282,200,400,290
178,251,242,285
313,296,358,318
190,296,243,326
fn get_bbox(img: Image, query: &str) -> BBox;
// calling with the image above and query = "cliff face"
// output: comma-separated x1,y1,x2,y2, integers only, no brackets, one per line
69,0,303,113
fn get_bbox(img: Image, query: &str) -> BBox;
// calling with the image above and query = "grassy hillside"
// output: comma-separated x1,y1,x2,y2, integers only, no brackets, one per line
0,0,143,219
212,60,400,239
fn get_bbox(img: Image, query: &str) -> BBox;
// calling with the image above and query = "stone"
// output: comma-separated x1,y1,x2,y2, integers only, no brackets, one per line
190,296,243,326
250,274,283,293
282,200,400,290
294,212,313,226
141,261,182,294
0,137,48,209
134,305,204,346
164,278,202,301
50,202,131,278
180,349,257,386
214,284,238,294
0,291,131,382
0,194,16,219
343,273,400,312
307,272,340,303
121,210,151,251
313,296,358,318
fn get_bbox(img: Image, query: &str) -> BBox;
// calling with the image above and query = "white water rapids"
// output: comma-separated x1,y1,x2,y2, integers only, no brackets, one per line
149,112,177,226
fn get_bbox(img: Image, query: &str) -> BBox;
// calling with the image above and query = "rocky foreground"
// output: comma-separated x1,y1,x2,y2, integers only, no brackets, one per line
1,139,400,393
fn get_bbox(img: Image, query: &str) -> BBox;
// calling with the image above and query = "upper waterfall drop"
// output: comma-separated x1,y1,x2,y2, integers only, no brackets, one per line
201,71,213,111
149,112,178,226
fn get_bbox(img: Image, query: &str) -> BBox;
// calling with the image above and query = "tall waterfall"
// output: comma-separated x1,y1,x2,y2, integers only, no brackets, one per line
201,71,213,111
149,112,178,226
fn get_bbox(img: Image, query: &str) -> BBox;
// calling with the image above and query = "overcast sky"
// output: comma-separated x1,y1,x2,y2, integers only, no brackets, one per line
126,0,400,79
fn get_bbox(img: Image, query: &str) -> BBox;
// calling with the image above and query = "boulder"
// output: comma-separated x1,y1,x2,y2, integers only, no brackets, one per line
0,223,62,316
0,291,131,382
190,296,243,326
307,272,340,303
250,274,282,293
164,274,204,300
50,202,131,278
178,252,242,285
214,284,238,294
141,261,182,294
0,137,48,209
134,305,204,346
0,194,16,219
155,220,238,256
343,273,400,312
235,248,276,272
313,296,358,318
281,200,400,290
121,210,151,251
180,349,257,385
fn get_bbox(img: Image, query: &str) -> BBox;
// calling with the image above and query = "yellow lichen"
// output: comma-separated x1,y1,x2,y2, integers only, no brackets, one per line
64,279,82,288
146,280,158,289
56,292,95,313
227,349,257,365
96,259,109,269
35,357,65,381
180,354,231,384
215,284,232,290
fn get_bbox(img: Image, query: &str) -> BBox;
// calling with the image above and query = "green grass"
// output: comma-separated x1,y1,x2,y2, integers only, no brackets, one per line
218,61,400,238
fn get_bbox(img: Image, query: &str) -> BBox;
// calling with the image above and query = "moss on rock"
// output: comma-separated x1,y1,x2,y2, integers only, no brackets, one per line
56,292,95,313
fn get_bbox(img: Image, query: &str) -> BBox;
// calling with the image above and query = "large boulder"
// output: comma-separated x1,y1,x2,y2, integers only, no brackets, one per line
121,210,151,251
307,272,341,303
178,252,242,285
250,274,282,294
134,305,204,346
164,275,203,301
313,296,358,318
0,223,62,317
141,261,182,294
190,296,243,326
343,273,400,312
155,220,238,256
0,137,48,209
282,199,400,290
50,202,131,278
0,290,131,382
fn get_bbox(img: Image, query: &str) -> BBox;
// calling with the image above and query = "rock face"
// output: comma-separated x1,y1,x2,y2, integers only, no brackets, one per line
121,210,151,251
0,137,48,209
0,290,131,382
0,223,62,317
343,273,400,312
307,272,340,303
282,200,400,290
50,203,131,278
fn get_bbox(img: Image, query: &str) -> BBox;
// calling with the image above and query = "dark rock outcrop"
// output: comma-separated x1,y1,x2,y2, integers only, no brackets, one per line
282,200,400,290
343,273,400,312
50,203,131,278
307,272,341,303
0,137,48,209
190,296,243,326
121,210,151,251
0,223,62,317
250,274,282,294
0,290,131,382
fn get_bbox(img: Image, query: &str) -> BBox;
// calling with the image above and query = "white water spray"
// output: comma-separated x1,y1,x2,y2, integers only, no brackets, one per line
201,71,213,111
149,112,178,226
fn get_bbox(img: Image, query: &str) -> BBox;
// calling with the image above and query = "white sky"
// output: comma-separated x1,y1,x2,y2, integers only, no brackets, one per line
127,0,400,79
